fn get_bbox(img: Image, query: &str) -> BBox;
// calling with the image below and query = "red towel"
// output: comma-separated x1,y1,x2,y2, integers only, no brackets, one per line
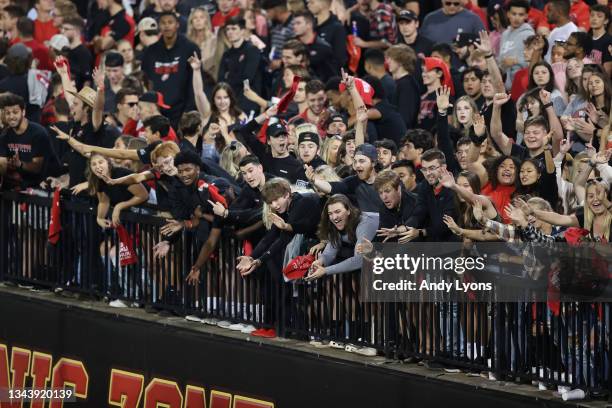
48,188,61,245
116,225,138,266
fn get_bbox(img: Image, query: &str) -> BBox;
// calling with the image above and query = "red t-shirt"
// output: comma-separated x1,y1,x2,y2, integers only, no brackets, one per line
15,38,53,71
211,7,241,29
464,2,489,31
296,110,327,138
538,1,590,31
510,67,529,102
482,182,516,224
34,19,59,44
527,8,546,31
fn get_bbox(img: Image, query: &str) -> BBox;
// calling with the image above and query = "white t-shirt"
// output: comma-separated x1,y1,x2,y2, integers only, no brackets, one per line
546,22,579,62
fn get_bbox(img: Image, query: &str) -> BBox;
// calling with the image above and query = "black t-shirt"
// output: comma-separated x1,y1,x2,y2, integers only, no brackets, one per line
481,99,517,142
399,34,434,57
62,121,117,188
151,170,183,212
378,189,420,235
330,175,383,212
590,33,612,66
380,74,396,103
98,167,137,206
373,100,407,145
392,74,420,129
306,37,338,83
0,121,50,189
417,91,438,132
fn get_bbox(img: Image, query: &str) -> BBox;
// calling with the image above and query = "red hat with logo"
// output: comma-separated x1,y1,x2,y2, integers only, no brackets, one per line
423,57,455,96
282,254,316,280
338,78,374,106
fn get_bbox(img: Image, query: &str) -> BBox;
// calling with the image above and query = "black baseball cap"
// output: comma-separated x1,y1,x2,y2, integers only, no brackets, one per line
397,10,418,22
324,113,348,130
266,122,288,138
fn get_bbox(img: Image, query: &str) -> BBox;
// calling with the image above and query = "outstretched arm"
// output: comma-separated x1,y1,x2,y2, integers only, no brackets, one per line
490,93,513,156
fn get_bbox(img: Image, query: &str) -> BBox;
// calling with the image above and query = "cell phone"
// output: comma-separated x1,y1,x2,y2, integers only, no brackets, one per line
243,79,250,89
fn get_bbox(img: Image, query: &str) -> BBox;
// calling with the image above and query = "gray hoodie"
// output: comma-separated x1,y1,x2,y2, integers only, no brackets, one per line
498,23,535,90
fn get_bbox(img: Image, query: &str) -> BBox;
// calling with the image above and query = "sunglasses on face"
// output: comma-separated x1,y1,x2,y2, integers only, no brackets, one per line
445,1,460,6
125,102,138,107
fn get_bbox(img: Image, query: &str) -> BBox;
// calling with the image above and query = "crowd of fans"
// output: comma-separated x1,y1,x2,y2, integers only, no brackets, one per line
0,0,611,363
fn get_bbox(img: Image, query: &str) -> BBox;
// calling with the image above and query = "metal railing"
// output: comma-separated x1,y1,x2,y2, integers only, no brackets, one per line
1,190,610,396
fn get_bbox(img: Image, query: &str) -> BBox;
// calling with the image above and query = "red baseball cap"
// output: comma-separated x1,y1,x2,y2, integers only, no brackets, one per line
139,91,170,109
423,57,455,96
282,254,316,280
339,78,374,106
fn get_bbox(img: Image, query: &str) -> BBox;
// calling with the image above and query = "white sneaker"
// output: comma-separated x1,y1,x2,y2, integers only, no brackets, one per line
185,315,203,323
202,317,219,325
216,320,232,328
109,299,129,308
228,323,246,331
240,324,256,334
355,347,377,357
130,302,140,308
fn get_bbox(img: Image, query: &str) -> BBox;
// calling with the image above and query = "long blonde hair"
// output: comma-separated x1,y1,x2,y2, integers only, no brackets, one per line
186,7,213,44
451,96,478,134
219,141,245,179
584,181,612,241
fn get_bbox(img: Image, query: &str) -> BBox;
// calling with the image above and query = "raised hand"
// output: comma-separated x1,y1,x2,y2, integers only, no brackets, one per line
559,137,572,155
340,67,355,90
92,67,105,90
475,30,492,55
264,104,279,119
504,204,528,227
493,92,511,107
187,52,202,71
473,114,486,137
514,198,533,216
53,56,69,76
539,88,551,105
435,85,451,111
269,213,289,231
438,168,455,189
304,164,315,181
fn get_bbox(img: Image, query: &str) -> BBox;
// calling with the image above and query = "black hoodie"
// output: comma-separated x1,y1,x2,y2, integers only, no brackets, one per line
141,35,200,125
317,14,347,69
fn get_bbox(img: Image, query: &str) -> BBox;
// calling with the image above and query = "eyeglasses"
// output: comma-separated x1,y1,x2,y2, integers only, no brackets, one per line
586,177,604,185
420,165,441,174
444,1,461,6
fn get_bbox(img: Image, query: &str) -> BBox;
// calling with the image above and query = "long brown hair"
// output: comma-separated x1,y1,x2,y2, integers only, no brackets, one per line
318,194,362,248
86,153,113,194
210,82,244,122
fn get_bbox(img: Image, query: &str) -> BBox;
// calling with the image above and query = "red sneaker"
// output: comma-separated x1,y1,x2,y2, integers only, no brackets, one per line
260,329,277,338
250,328,268,337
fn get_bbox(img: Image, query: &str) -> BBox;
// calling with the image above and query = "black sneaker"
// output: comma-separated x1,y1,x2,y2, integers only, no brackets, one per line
144,304,161,314
424,360,445,370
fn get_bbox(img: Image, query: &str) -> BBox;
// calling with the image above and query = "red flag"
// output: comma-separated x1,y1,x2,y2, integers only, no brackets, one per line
277,75,301,113
116,225,138,266
48,188,61,244
347,35,361,74
256,76,301,143
243,240,253,256
197,180,228,208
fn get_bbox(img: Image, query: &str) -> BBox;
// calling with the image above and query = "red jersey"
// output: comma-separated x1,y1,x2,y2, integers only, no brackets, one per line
510,68,530,102
34,19,59,44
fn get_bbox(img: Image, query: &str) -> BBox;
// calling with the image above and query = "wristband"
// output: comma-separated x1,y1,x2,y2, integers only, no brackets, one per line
542,102,553,110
